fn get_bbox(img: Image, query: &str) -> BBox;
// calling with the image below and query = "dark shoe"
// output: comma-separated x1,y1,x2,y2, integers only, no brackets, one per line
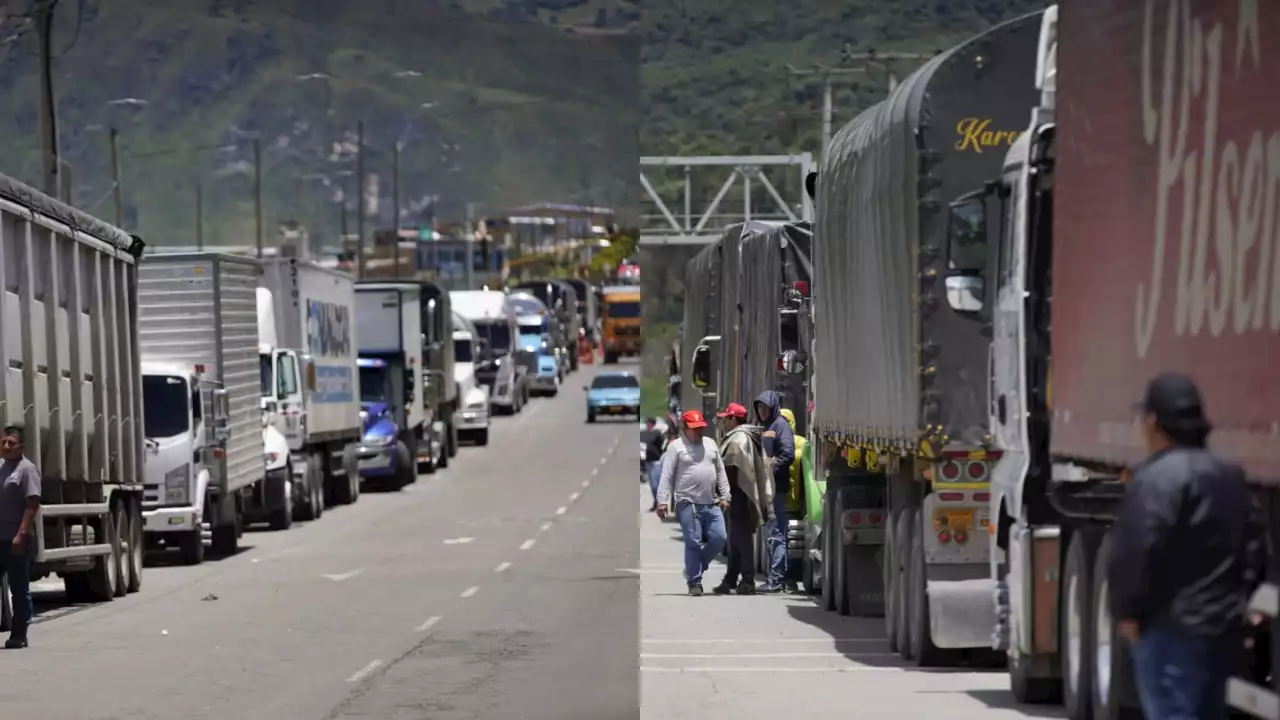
712,582,734,595
755,583,783,594
649,503,657,512
688,584,704,597
735,581,756,595
5,629,28,649
784,581,800,594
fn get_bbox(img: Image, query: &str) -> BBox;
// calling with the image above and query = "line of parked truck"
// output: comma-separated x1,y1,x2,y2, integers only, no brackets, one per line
674,2,1280,718
0,172,605,628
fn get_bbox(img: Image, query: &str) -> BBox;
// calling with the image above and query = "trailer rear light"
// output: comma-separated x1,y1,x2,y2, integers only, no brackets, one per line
967,460,989,480
973,492,990,502
868,512,882,525
194,364,206,373
940,460,961,480
849,512,862,525
937,530,952,544
792,281,809,297
212,448,225,459
937,491,965,502
953,529,968,544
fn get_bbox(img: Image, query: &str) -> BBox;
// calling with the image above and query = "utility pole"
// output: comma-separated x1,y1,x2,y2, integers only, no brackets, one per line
787,51,932,162
463,201,475,291
110,128,125,227
340,177,349,247
254,138,264,258
36,0,60,198
195,183,204,250
355,121,366,279
391,141,401,278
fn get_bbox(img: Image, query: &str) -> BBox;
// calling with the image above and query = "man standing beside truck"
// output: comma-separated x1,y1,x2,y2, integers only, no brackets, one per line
713,403,772,596
1107,374,1265,720
655,410,730,597
1,427,41,649
754,391,795,593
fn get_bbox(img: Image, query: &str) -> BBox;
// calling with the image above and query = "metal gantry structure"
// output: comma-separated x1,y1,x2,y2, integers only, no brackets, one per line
638,154,814,247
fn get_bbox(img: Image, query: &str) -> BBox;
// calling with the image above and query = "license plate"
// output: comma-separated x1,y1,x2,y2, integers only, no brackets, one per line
935,509,974,532
609,405,623,412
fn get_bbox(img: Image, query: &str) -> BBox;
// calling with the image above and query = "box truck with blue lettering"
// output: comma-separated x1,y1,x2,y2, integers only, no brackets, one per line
257,253,363,522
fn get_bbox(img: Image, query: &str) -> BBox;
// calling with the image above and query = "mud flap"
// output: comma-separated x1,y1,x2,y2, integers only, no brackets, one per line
928,577,1000,648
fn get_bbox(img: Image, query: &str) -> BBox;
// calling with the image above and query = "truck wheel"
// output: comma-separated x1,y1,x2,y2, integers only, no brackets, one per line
437,428,450,470
1010,645,1062,704
126,501,144,592
312,467,326,519
211,524,239,556
447,420,459,458
1,575,12,631
821,487,838,612
603,351,617,364
394,440,414,489
87,510,123,602
802,545,818,596
179,528,205,565
908,508,953,666
112,503,129,597
269,470,294,531
474,428,490,446
1062,530,1097,720
834,523,851,615
586,410,596,423
895,511,915,660
884,512,899,652
1091,533,1140,720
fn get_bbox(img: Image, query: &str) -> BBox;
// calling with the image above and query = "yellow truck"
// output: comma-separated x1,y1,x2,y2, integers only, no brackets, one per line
599,285,640,364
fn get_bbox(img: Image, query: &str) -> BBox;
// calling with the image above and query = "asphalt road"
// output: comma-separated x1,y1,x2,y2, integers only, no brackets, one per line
0,361,640,720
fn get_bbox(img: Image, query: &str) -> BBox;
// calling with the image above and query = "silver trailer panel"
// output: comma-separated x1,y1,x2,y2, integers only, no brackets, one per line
138,253,265,495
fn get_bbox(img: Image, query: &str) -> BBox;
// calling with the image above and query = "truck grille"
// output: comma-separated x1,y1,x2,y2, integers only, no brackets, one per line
614,326,640,337
513,350,538,374
475,370,497,394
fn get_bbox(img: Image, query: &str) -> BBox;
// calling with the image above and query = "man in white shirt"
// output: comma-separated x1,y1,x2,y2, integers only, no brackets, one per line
656,410,730,596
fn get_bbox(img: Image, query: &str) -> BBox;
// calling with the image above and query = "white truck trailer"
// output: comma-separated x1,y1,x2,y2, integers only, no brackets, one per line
0,174,147,628
137,252,266,560
258,255,362,521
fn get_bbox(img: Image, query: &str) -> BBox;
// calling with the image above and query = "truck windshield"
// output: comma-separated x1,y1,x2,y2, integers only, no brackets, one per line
518,319,548,335
605,301,640,319
259,354,272,397
359,366,390,403
454,339,473,363
591,374,639,389
476,322,511,354
143,375,190,439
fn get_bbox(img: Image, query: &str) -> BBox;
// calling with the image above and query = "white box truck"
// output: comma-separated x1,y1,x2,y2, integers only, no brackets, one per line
0,174,146,629
258,255,362,523
137,252,266,560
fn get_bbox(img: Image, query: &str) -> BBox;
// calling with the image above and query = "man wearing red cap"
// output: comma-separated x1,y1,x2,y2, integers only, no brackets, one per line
713,402,773,595
656,409,730,596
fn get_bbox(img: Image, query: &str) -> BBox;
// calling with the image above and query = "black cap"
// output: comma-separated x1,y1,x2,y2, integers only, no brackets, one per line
1135,373,1211,437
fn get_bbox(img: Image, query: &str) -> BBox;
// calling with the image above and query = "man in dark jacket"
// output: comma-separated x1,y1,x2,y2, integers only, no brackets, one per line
754,390,795,593
1107,373,1266,720
642,418,666,512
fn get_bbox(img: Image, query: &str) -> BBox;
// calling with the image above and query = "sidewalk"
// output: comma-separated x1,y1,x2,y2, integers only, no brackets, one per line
636,485,1063,719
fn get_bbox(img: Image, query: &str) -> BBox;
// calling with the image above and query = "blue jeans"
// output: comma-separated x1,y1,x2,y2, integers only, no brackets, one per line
675,502,726,587
1130,622,1234,720
764,481,789,586
1,540,34,630
646,461,661,505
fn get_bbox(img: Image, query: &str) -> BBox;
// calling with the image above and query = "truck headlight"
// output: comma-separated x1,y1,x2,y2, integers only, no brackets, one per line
164,464,190,505
365,434,395,448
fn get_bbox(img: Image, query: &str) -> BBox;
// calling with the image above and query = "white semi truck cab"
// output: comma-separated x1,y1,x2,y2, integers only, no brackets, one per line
451,312,491,447
140,362,231,565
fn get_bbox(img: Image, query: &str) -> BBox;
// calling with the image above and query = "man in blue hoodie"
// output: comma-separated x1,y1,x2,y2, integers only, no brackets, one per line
754,390,795,593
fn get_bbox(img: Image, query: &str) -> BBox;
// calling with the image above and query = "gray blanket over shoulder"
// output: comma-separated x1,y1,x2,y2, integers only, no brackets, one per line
719,424,774,529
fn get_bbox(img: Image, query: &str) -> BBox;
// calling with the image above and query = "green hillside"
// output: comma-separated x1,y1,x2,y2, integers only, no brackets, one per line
0,0,640,247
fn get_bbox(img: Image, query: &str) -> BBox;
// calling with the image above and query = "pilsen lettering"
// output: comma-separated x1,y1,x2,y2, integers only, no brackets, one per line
1133,0,1278,359
954,118,1022,153
307,300,351,357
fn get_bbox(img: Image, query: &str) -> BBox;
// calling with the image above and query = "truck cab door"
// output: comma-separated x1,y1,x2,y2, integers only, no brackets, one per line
990,163,1032,519
275,350,305,448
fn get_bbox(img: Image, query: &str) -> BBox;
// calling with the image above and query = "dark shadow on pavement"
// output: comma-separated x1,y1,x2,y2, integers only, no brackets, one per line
959,689,1066,718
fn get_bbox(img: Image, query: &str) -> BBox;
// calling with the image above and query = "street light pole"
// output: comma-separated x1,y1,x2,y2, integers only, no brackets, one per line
254,138,264,258
392,141,401,278
195,183,204,250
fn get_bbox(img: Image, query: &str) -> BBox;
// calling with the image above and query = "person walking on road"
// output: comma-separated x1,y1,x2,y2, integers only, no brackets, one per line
1107,373,1266,720
642,417,666,512
712,403,773,595
656,410,730,597
754,391,795,593
1,426,42,650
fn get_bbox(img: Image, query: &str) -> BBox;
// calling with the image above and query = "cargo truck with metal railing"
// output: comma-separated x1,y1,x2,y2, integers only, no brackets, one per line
0,175,147,631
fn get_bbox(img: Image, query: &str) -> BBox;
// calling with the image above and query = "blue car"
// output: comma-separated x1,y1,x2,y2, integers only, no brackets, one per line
519,332,561,396
584,371,640,423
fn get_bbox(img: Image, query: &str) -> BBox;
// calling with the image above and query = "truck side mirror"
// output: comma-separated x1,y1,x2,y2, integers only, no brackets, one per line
943,191,990,314
212,388,231,421
691,344,713,393
776,350,806,376
404,369,416,403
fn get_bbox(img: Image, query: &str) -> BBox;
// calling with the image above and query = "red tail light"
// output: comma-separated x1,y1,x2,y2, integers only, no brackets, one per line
967,460,989,480
792,281,810,297
937,492,965,502
953,530,968,544
937,530,951,544
973,492,990,502
941,460,961,480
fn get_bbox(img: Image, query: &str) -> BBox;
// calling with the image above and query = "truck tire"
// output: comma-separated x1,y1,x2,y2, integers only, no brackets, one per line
112,503,129,597
603,351,618,364
331,446,358,505
345,444,361,504
908,507,954,666
394,440,414,489
1091,533,1140,720
86,510,123,602
125,500,143,593
447,419,459,458
179,528,205,565
269,468,294,531
437,427,450,469
1062,530,1097,720
1,575,11,631
895,511,915,660
586,409,597,423
474,428,490,446
821,487,838,612
884,512,899,652
211,524,239,556
298,461,323,521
